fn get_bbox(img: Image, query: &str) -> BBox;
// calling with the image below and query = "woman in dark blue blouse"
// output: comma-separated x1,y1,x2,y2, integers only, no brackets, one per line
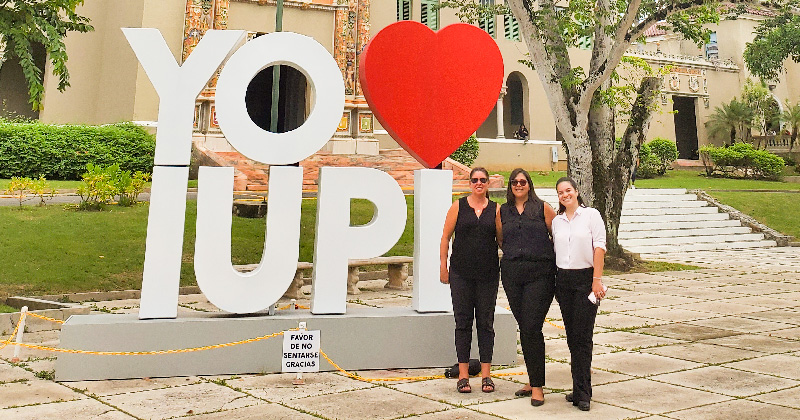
500,168,556,407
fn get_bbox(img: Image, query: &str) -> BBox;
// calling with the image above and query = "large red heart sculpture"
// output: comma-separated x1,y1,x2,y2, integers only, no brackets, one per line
359,21,504,168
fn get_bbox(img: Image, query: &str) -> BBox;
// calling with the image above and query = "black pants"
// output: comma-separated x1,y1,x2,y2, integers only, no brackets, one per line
555,267,598,404
501,259,555,387
449,271,499,364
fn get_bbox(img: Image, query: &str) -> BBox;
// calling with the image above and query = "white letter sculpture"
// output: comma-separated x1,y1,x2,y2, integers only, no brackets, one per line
311,167,408,314
194,32,344,314
123,28,246,319
413,169,454,312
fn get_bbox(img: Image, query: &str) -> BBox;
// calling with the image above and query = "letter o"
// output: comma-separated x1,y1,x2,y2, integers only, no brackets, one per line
215,32,345,165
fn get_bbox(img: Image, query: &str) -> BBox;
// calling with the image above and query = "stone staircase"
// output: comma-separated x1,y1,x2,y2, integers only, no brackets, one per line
193,145,475,191
535,188,777,254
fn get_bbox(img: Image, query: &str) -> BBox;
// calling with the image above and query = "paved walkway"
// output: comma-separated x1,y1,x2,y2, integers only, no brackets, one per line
2,248,800,419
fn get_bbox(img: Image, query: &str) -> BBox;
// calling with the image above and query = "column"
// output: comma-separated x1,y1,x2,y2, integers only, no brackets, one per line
496,87,506,139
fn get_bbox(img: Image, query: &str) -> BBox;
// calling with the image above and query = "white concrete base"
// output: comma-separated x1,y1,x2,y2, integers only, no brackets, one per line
55,306,516,381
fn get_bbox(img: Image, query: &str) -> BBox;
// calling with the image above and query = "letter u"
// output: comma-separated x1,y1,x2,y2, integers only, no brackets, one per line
194,166,302,313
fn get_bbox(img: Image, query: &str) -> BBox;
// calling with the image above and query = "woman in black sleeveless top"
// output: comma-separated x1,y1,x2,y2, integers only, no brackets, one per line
500,168,556,407
440,167,501,394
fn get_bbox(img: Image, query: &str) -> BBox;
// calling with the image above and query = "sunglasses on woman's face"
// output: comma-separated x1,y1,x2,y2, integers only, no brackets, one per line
470,177,488,184
511,179,528,187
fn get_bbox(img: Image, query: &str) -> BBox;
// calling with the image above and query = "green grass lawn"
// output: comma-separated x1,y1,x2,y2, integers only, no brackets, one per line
489,168,800,191
635,169,800,190
708,191,800,239
0,198,413,297
0,179,85,192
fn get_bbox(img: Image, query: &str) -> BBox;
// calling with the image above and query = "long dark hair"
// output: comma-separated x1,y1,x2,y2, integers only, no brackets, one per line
506,168,541,205
470,167,489,179
555,176,585,214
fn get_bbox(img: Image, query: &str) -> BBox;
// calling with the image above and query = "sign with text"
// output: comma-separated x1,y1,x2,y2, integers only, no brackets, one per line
282,330,321,373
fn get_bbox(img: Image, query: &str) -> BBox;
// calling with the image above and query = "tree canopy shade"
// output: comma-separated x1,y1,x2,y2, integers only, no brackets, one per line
439,0,764,262
0,0,93,110
743,3,800,81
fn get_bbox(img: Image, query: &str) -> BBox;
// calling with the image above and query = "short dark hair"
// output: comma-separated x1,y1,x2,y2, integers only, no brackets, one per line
555,176,585,214
506,168,540,205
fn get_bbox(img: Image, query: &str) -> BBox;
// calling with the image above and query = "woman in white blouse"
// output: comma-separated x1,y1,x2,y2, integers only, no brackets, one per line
551,177,606,412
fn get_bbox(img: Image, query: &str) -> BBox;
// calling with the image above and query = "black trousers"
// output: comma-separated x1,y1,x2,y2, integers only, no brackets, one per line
449,271,499,364
555,267,598,404
501,259,555,387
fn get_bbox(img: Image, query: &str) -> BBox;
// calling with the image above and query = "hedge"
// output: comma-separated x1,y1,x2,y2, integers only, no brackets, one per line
0,122,155,180
699,143,784,180
449,134,480,167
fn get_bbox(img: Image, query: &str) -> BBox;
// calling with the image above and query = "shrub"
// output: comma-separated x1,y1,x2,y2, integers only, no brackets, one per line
700,143,784,180
450,135,480,167
0,122,155,180
647,137,678,175
636,144,660,179
77,163,151,210
5,176,55,207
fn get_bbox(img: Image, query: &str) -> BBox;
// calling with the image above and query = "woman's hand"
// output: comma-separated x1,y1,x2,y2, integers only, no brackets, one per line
440,266,450,284
592,278,606,300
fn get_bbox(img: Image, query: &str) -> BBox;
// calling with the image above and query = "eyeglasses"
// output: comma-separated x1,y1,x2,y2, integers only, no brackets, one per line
511,179,528,187
470,177,488,184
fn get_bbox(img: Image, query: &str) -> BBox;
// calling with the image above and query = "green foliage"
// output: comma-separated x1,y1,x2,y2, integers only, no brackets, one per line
780,100,800,151
77,164,118,210
705,98,754,145
636,143,660,179
647,137,678,175
741,78,778,136
76,164,150,210
700,143,785,180
115,170,151,207
0,0,94,110
0,122,155,179
744,7,800,81
449,134,480,166
5,176,54,207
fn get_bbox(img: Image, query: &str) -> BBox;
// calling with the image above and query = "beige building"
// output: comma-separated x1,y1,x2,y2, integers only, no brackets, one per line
1,0,797,171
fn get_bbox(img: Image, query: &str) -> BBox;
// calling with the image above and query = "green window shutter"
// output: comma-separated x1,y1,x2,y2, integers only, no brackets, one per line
577,35,592,50
504,14,519,41
421,0,439,30
397,0,411,21
478,0,495,38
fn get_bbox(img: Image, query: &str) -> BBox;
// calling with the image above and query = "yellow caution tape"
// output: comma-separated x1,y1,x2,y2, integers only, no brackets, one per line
26,312,65,324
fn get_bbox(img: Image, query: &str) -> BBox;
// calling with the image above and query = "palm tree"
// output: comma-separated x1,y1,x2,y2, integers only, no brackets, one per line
705,98,754,145
781,101,800,152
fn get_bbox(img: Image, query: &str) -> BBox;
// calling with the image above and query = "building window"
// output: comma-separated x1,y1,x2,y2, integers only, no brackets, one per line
478,0,495,38
577,35,592,50
504,13,519,41
421,0,439,30
705,32,718,59
397,0,411,21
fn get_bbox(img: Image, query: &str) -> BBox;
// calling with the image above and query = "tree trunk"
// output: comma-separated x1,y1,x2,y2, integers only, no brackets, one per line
591,77,660,262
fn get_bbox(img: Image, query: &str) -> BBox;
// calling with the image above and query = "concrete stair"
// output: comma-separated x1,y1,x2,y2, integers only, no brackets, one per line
533,188,777,254
193,145,474,191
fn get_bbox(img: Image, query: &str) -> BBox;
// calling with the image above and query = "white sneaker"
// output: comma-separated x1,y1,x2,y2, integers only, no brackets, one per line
630,185,636,189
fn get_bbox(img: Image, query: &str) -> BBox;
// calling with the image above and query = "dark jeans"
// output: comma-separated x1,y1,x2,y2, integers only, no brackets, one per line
449,270,500,364
501,259,555,387
555,267,598,404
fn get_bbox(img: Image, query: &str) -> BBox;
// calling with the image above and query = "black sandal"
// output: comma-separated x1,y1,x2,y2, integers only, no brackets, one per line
457,378,471,393
481,376,495,393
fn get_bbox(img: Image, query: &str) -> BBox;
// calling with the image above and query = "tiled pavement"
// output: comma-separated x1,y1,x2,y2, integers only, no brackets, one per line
2,247,800,419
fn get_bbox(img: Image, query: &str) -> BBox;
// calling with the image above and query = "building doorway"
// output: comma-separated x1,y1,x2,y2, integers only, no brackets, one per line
504,72,527,139
672,96,699,159
245,65,308,133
